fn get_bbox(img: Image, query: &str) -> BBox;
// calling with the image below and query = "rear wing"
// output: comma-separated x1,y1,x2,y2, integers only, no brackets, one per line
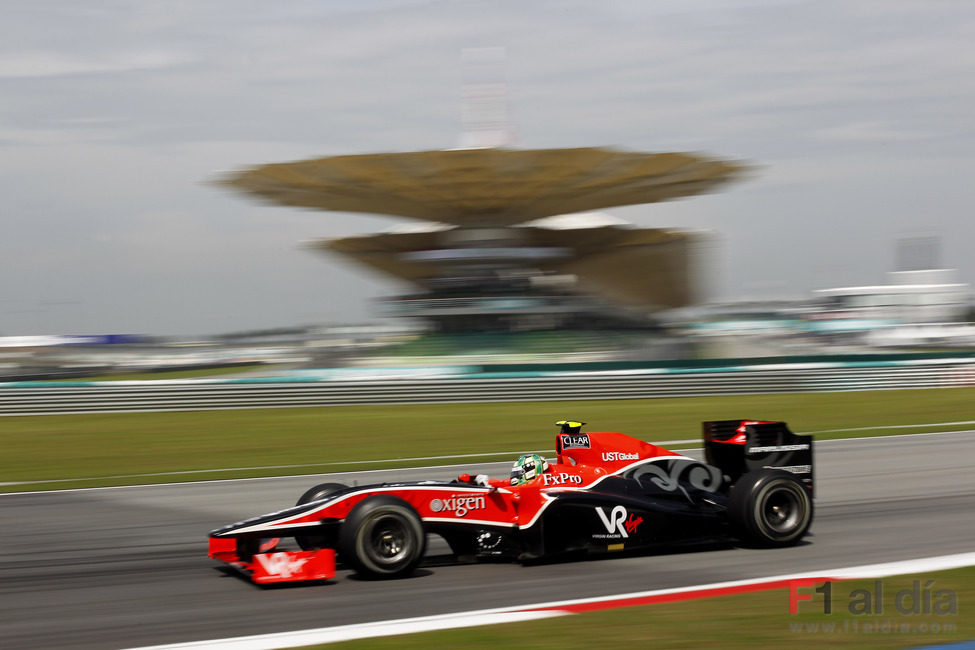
703,420,814,495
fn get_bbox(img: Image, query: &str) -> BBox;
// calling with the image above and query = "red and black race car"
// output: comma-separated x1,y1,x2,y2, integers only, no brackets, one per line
208,419,814,584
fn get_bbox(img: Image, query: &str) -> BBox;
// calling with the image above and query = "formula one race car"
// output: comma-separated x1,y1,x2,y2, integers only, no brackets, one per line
208,419,814,584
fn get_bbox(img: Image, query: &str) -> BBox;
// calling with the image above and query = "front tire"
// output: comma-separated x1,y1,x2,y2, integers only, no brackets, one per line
728,470,812,546
339,496,426,578
295,482,348,551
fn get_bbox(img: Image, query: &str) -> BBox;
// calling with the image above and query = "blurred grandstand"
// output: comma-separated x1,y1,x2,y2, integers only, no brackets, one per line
220,146,744,339
208,54,750,362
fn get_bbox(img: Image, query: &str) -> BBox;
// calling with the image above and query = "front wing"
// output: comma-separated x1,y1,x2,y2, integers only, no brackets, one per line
208,537,336,584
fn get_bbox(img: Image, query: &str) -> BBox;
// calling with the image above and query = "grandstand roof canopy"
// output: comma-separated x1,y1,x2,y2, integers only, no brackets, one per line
219,147,745,226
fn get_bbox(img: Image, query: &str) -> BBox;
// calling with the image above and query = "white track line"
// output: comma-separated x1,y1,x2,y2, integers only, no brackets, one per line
4,429,973,496
806,419,975,433
126,552,975,650
0,439,697,491
11,420,975,490
7,421,975,491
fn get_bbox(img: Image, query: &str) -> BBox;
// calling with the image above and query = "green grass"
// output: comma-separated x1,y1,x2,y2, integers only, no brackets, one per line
2,386,975,492
313,567,975,650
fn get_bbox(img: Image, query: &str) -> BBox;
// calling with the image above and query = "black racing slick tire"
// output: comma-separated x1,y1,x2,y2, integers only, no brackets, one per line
297,482,349,506
728,469,813,547
294,482,348,551
339,495,426,579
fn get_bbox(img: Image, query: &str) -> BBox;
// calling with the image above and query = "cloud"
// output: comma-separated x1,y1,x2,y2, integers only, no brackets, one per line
0,50,194,79
815,121,936,143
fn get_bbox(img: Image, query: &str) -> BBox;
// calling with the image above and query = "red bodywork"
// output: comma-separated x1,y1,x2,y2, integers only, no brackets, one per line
208,431,682,584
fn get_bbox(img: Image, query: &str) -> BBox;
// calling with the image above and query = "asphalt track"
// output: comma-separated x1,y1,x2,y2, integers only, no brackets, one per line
2,431,974,649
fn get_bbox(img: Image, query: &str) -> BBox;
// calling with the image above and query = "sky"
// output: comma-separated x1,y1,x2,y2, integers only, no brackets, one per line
1,0,974,336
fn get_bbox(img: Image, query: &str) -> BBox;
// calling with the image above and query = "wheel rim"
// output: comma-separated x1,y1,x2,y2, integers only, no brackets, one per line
364,513,412,567
762,485,803,534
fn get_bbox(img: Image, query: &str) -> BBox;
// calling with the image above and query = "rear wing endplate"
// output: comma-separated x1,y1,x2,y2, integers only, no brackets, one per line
703,420,814,495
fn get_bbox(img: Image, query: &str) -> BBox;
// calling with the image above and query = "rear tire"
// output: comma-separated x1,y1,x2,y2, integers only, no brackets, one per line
339,496,426,579
728,470,812,546
294,482,348,551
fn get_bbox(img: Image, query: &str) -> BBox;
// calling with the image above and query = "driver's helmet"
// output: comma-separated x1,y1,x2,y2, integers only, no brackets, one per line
510,454,549,485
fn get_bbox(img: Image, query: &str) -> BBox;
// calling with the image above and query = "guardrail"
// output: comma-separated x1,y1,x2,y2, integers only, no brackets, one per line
2,358,975,415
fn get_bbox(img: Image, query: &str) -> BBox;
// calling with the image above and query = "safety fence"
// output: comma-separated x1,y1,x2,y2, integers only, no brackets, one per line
2,358,975,415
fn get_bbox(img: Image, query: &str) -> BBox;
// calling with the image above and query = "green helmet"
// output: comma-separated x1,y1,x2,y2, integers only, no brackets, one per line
510,454,549,485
